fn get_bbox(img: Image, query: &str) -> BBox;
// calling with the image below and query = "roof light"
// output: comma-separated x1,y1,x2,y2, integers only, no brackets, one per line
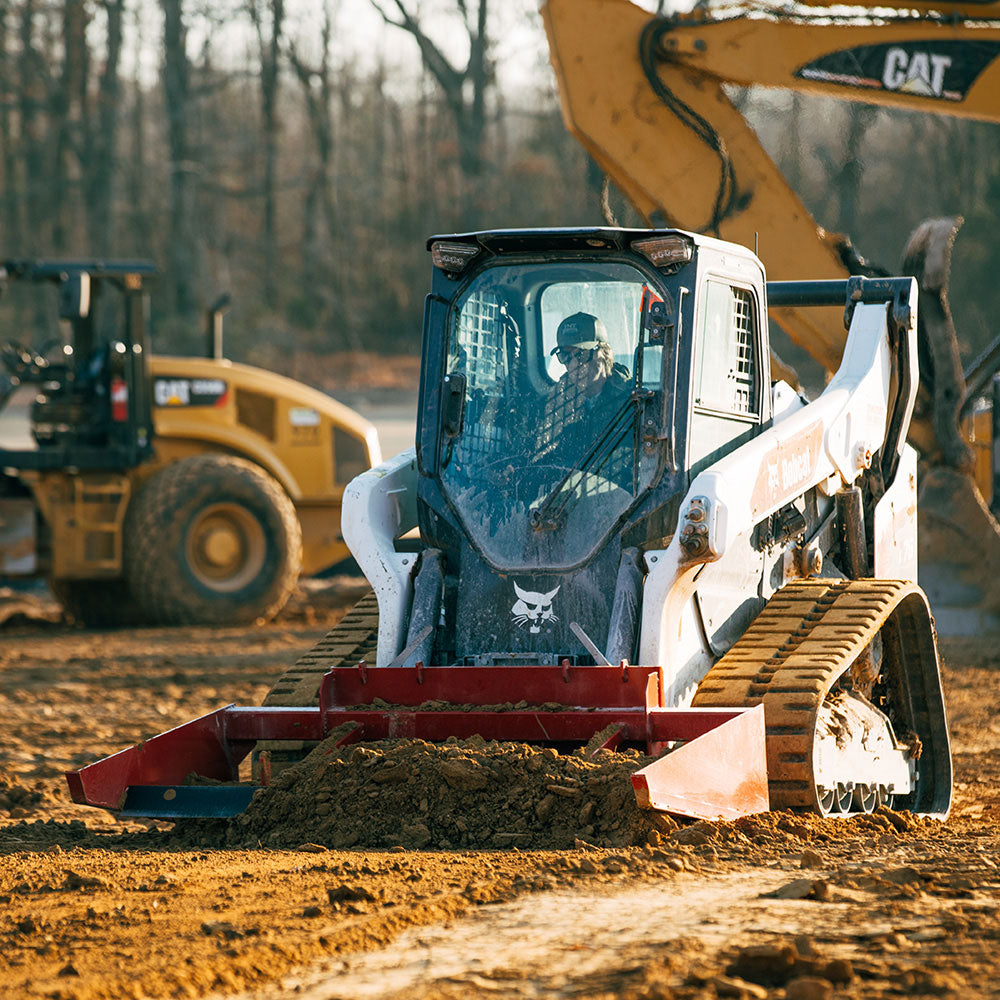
430,241,481,275
632,235,693,269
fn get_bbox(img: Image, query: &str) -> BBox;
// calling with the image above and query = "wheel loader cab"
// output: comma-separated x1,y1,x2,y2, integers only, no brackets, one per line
412,228,769,668
3,261,156,468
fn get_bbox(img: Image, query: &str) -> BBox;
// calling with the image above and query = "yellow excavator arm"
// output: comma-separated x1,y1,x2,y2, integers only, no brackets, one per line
542,0,1000,374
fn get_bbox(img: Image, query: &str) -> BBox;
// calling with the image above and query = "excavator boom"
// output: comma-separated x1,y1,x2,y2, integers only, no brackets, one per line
542,0,1000,371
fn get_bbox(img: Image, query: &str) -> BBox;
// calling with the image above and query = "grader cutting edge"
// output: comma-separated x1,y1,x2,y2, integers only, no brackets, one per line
67,228,952,824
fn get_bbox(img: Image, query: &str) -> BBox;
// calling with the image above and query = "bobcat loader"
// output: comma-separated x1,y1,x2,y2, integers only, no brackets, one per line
67,228,952,823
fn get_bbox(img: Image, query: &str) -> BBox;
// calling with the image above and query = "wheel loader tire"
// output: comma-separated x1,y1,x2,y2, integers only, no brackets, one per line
123,454,302,626
49,578,143,628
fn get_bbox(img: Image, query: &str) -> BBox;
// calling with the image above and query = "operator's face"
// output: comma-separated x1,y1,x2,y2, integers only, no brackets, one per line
558,346,603,392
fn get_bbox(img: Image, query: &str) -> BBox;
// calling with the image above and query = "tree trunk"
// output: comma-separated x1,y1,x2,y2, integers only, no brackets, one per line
0,0,21,254
370,0,493,223
249,0,285,310
50,1,89,251
289,6,338,334
161,0,199,323
19,1,48,257
87,0,124,256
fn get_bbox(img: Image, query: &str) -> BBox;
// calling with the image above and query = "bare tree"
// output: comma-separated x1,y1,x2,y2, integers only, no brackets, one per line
48,2,91,250
288,4,340,332
161,0,200,322
0,2,21,252
369,0,492,221
247,0,286,308
86,0,125,255
18,0,51,255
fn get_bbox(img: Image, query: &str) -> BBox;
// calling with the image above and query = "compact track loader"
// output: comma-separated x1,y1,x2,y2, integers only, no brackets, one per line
67,229,952,824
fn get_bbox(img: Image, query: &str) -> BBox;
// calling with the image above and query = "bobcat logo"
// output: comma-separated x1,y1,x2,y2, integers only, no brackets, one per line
511,583,560,634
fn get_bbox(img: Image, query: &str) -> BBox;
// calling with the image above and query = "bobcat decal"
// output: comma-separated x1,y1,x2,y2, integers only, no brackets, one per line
511,583,560,634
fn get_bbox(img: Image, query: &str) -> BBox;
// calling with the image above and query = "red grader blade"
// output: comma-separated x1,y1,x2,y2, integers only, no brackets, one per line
66,662,768,823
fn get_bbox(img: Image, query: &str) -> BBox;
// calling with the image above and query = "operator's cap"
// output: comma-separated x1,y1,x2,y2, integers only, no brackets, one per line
552,312,608,354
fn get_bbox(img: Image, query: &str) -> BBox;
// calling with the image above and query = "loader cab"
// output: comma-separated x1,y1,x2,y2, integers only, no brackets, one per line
415,228,768,666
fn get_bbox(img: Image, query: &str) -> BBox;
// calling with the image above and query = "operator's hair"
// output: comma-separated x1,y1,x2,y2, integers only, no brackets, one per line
594,342,615,377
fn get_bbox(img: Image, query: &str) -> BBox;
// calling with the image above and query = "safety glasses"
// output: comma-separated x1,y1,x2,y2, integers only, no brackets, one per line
556,346,594,364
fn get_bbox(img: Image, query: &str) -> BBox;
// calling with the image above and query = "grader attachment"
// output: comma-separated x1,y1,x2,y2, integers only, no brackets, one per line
67,663,769,822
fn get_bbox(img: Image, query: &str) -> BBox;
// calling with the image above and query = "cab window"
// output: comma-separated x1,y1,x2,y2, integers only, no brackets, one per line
689,280,761,469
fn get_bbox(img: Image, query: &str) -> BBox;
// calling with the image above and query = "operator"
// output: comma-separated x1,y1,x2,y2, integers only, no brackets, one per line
534,311,632,473
550,311,630,402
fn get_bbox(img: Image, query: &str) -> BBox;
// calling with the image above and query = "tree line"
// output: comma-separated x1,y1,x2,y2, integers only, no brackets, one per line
0,0,996,385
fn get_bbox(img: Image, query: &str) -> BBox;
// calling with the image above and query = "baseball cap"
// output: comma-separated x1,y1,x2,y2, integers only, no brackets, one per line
551,312,609,354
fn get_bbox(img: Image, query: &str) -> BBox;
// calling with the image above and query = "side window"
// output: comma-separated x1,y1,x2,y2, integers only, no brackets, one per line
688,280,761,470
694,281,759,416
452,290,505,390
449,290,508,466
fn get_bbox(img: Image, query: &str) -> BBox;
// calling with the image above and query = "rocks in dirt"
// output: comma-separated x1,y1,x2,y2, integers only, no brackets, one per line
201,921,244,939
799,848,823,868
764,878,830,901
711,973,768,998
438,759,489,791
327,883,377,904
785,976,834,1000
224,735,658,851
61,869,108,891
0,777,45,818
727,944,799,985
726,941,854,990
669,821,717,846
880,866,924,886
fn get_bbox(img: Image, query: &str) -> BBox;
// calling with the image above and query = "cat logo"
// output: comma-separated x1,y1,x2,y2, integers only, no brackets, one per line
510,582,560,635
152,376,228,408
154,378,190,406
882,47,952,98
795,41,1000,105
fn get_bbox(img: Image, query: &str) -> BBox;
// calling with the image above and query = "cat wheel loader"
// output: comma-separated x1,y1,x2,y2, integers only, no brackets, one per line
542,0,1000,633
66,228,952,825
0,260,380,627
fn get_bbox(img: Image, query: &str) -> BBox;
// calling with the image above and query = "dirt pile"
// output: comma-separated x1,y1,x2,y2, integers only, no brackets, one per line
210,719,946,856
224,732,668,851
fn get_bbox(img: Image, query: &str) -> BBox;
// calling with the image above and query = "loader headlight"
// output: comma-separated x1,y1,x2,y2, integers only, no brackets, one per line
632,234,693,269
678,495,722,562
430,241,481,275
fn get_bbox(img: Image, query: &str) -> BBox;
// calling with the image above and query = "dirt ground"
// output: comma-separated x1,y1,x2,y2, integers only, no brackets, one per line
1,584,999,1000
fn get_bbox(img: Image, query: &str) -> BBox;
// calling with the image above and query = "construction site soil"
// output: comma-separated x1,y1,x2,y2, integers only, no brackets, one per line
1,581,999,1000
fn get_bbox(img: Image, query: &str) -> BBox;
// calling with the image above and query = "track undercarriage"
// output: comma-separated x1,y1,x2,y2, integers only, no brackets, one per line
694,579,951,817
